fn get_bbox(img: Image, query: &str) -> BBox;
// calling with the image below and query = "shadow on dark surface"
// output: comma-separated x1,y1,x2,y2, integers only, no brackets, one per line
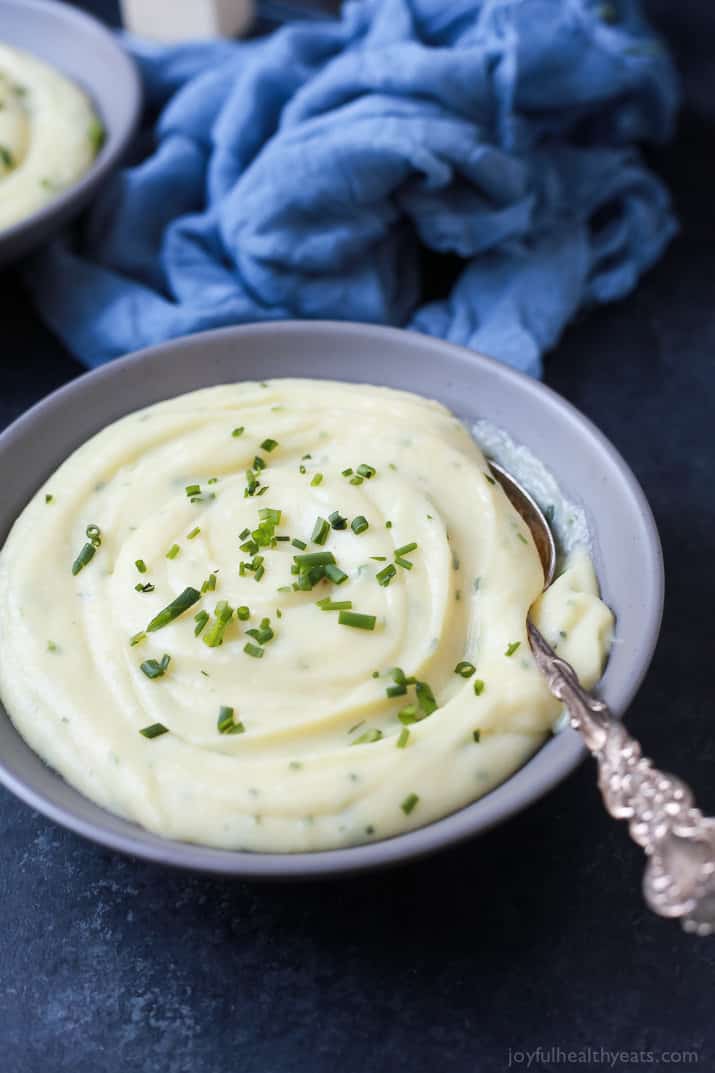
1,4,714,1073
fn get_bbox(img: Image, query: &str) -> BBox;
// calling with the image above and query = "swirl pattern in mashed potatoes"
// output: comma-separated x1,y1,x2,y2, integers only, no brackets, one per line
0,380,613,851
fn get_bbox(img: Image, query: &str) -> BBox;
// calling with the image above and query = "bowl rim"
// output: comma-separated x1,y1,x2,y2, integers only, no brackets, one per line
0,321,664,877
0,0,142,252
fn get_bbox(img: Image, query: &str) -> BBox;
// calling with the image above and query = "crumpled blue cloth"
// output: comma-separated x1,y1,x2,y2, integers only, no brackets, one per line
26,0,679,377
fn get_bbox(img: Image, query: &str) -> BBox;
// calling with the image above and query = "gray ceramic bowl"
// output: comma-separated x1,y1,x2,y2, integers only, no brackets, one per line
0,0,141,266
0,322,663,877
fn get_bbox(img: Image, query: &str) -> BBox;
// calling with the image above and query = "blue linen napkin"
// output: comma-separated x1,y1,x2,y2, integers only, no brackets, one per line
26,0,679,377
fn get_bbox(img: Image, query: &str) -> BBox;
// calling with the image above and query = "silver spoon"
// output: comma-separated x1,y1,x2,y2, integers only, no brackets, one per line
489,461,715,935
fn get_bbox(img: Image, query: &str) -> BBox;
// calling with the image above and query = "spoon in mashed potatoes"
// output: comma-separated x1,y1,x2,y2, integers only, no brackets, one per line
491,462,715,937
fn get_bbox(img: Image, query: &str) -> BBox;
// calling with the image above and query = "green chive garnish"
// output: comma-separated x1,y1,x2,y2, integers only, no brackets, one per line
217,706,245,735
376,563,397,587
484,473,496,486
187,527,201,540
140,654,171,680
194,610,209,636
253,456,266,471
349,476,364,486
135,582,155,593
294,551,336,566
201,572,218,593
260,439,278,453
341,468,353,477
395,557,413,570
473,729,481,742
415,681,438,716
473,679,485,696
385,521,393,529
324,563,348,584
185,483,201,498
401,793,419,815
395,542,418,557
351,516,369,535
130,631,146,647
386,684,407,698
244,642,264,659
232,426,245,437
146,587,201,632
316,599,353,611
166,544,180,560
351,728,383,745
357,464,376,479
208,477,219,485
237,606,250,621
398,705,420,725
397,728,410,749
338,611,376,631
45,494,54,504
329,510,348,530
203,601,234,647
71,542,97,575
139,722,169,738
455,661,476,678
505,641,521,657
135,559,147,573
291,538,307,550
310,473,324,487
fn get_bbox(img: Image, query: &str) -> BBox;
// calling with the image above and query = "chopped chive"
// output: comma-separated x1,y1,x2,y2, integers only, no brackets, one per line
473,729,481,742
130,631,146,647
201,572,217,593
302,454,312,460
395,542,418,557
415,681,438,716
45,494,54,504
256,486,270,497
203,602,234,647
237,606,250,621
245,618,274,645
194,610,209,636
505,641,521,657
473,679,485,696
371,671,380,679
357,463,376,479
401,793,419,815
135,582,155,593
395,556,413,570
349,721,365,735
484,473,496,486
455,661,476,678
187,527,201,541
244,642,264,659
71,542,97,575
341,468,353,477
386,684,407,698
398,705,420,725
239,528,251,540
135,559,147,574
294,551,336,567
140,654,171,680
185,483,201,498
208,477,219,485
260,439,278,453
254,564,265,582
291,538,307,550
253,456,266,471
310,473,324,487
275,535,290,542
88,117,106,153
329,510,348,530
217,706,245,735
351,516,369,535
140,722,169,738
299,465,307,475
316,598,353,611
370,556,387,562
166,544,180,560
517,532,528,545
310,518,330,546
376,563,397,587
147,587,201,632
349,476,364,486
289,760,303,770
397,728,410,749
258,507,282,525
324,563,348,585
232,427,245,438
338,611,376,631
385,521,393,529
351,728,383,746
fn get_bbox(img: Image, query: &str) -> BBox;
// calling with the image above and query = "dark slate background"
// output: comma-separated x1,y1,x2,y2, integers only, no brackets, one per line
1,3,713,1071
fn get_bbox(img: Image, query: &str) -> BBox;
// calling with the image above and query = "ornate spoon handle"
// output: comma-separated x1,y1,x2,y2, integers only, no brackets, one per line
528,623,715,935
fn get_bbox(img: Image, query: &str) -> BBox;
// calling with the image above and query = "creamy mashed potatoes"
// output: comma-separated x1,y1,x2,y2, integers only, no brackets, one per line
0,44,102,232
0,381,613,852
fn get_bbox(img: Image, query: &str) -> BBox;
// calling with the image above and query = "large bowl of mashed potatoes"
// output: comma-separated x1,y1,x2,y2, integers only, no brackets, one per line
0,322,663,876
0,0,141,264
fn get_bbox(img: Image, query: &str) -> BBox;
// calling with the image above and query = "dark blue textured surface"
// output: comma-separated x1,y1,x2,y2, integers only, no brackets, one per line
0,3,713,1071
